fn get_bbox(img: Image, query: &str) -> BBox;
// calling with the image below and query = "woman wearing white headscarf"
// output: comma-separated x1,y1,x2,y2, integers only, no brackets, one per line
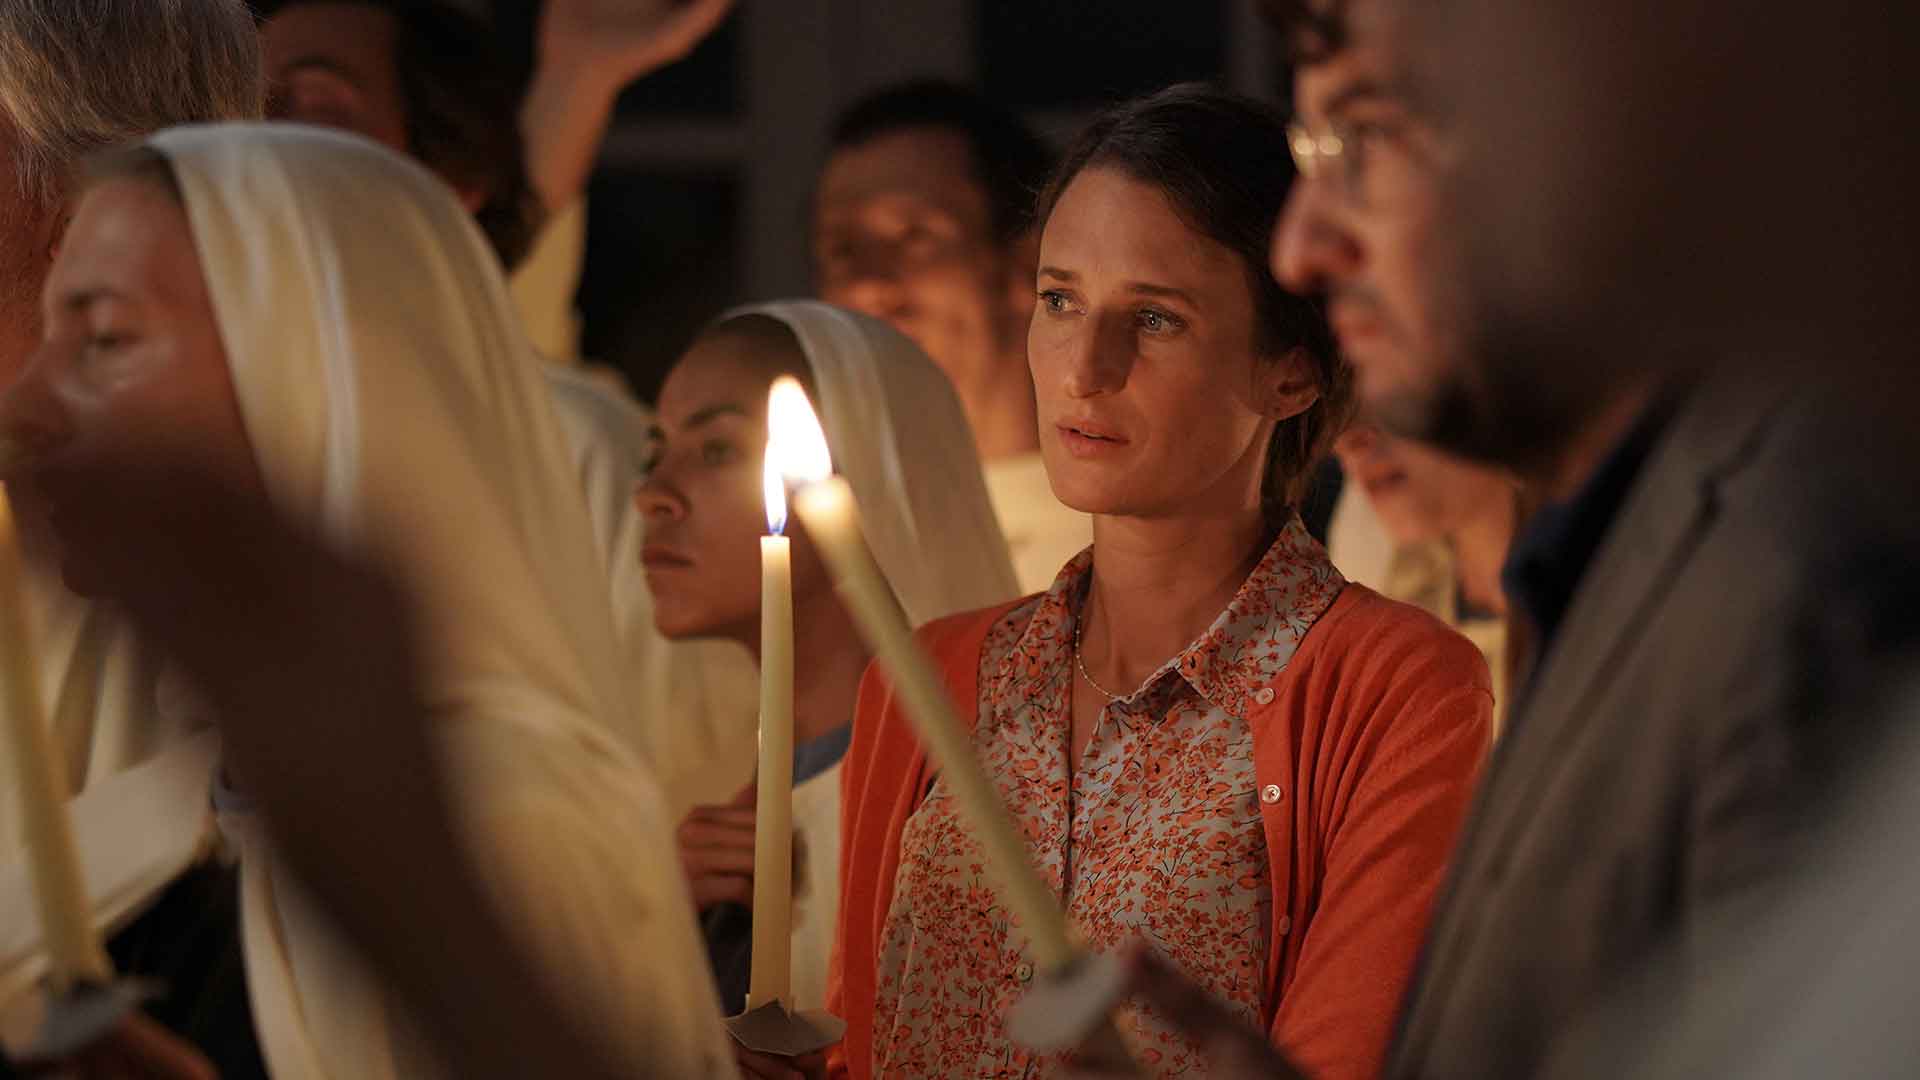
636,301,1019,1018
0,124,732,1077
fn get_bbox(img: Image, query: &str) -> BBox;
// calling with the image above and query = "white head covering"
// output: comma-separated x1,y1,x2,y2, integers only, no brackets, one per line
6,125,733,1076
689,302,1019,1010
651,302,1021,817
723,301,1020,625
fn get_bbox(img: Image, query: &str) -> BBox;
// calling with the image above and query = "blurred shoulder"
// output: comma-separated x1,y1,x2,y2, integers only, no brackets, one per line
913,596,1038,655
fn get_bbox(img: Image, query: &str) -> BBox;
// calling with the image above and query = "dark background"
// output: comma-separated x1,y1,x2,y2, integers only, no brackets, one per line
485,1,1286,401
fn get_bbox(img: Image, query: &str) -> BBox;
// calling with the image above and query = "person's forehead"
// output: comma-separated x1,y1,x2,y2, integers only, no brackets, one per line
262,2,400,79
815,128,992,226
50,181,197,300
1041,167,1245,290
1290,0,1413,118
659,334,785,423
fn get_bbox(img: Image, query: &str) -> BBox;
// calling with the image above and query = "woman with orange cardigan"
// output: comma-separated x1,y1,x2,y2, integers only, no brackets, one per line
823,86,1494,1080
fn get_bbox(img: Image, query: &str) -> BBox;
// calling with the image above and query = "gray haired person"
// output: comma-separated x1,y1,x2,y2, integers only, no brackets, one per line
0,2,261,1076
1,0,262,381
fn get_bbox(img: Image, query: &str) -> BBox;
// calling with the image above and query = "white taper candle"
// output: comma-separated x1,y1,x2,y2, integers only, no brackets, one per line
767,378,1075,972
747,448,796,1008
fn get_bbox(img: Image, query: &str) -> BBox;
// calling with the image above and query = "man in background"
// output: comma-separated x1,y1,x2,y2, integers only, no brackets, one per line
812,80,1090,593
1072,0,1920,1074
260,0,762,813
259,0,731,362
1332,422,1516,726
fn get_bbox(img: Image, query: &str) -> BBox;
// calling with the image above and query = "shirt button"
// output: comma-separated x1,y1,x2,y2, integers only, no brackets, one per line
1278,915,1293,937
1254,687,1277,706
1261,784,1285,804
1015,962,1034,983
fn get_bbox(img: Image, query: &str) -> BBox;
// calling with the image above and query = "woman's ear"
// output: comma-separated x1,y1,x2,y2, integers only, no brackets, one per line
1262,345,1321,423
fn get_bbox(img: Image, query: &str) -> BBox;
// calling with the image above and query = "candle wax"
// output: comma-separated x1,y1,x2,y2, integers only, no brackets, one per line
746,534,795,1008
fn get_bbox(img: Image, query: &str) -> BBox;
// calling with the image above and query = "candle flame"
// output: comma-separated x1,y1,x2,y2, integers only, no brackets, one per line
767,376,833,487
763,444,787,536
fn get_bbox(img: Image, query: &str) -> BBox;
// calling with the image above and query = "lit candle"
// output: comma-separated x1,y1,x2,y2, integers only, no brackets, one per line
747,447,795,1009
766,378,1075,972
0,487,110,989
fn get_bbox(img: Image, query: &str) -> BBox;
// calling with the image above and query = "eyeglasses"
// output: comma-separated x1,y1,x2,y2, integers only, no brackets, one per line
1287,121,1353,192
1287,112,1431,212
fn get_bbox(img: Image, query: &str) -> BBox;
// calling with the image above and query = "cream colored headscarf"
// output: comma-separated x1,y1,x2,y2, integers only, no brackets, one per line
651,302,1021,816
680,301,1020,1009
5,125,733,1076
729,302,1022,628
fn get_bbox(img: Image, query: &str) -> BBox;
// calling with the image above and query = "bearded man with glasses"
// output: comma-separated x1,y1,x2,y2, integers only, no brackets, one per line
1065,1,1920,1077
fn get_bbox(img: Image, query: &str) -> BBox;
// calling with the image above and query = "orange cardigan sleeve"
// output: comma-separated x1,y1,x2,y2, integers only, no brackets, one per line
1262,588,1495,1080
826,605,1016,1080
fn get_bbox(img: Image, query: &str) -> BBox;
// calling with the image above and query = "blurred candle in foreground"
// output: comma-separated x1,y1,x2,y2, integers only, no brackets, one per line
0,487,111,989
747,447,795,1008
766,377,1075,972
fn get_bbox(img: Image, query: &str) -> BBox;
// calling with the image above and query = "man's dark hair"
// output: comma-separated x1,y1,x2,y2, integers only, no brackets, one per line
262,0,543,271
1038,83,1350,523
829,80,1054,245
1257,0,1348,63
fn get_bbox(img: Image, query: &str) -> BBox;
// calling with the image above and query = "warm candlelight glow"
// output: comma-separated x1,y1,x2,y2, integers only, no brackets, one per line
770,376,1084,982
767,376,833,487
764,446,788,537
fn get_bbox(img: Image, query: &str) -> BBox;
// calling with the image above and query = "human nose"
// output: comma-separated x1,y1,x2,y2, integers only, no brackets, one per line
831,241,908,316
0,342,76,476
632,459,689,525
1272,178,1362,297
1332,422,1378,462
1058,313,1134,400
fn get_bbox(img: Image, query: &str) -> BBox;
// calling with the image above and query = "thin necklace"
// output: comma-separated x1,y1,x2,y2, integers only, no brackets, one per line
1073,616,1130,701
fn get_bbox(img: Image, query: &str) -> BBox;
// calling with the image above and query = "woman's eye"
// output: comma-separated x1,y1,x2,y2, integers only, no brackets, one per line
1037,289,1072,314
1136,308,1183,335
699,440,738,467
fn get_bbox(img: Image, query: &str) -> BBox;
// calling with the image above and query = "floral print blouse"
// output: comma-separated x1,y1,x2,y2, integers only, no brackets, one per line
872,520,1346,1077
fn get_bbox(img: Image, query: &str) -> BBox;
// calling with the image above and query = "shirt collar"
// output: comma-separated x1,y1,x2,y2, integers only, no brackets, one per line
1016,518,1346,717
1174,518,1346,715
1502,392,1683,674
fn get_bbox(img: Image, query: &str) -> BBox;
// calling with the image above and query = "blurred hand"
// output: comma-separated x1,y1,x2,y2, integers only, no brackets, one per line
524,0,736,212
733,1046,826,1080
537,0,735,89
17,1014,217,1080
677,784,758,910
1064,947,1304,1080
53,457,638,1079
31,456,428,868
